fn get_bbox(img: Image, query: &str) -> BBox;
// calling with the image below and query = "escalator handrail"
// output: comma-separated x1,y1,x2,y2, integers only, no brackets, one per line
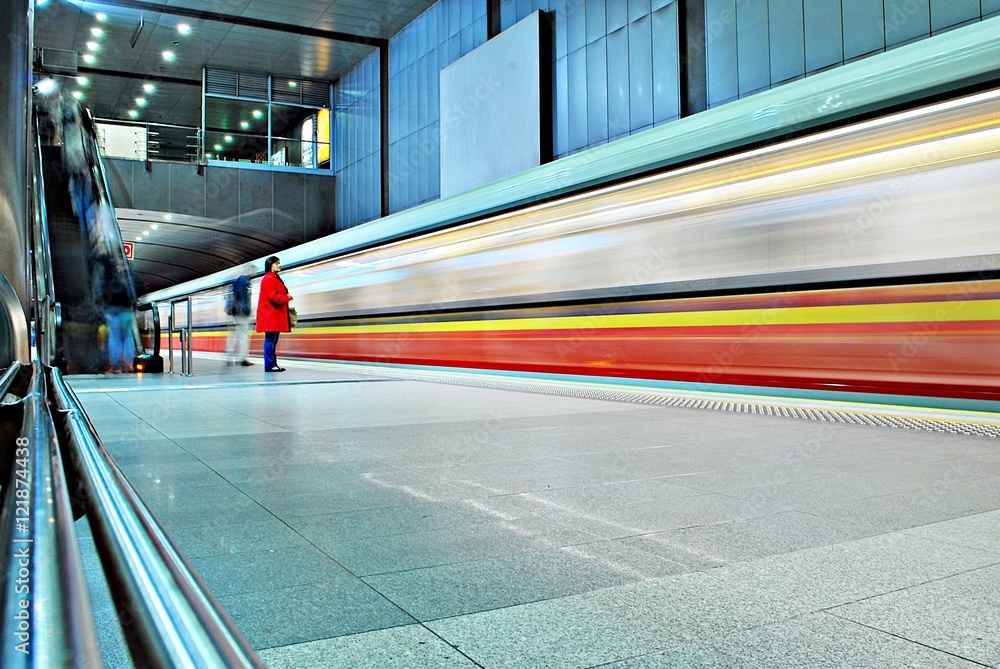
48,367,265,668
31,114,59,364
0,362,21,398
80,107,140,311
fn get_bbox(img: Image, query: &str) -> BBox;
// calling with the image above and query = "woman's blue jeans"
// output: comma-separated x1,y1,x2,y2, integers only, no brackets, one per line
263,331,280,369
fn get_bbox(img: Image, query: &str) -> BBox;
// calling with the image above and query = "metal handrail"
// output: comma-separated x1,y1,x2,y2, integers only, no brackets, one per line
0,361,102,667
49,368,264,667
94,117,203,164
30,115,60,365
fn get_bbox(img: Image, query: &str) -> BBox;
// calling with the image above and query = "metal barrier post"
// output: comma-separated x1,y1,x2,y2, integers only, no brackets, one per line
186,298,193,376
167,298,192,376
167,303,174,374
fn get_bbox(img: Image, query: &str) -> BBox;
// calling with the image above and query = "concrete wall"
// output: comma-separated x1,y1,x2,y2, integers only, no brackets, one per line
104,159,336,243
0,0,32,365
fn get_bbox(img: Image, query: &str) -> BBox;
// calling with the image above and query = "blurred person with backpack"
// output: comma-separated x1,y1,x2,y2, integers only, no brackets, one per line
227,264,254,366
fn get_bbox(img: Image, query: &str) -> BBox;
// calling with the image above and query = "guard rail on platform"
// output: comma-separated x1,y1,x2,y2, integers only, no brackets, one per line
0,361,264,667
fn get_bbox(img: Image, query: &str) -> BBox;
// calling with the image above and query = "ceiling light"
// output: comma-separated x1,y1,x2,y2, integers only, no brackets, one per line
36,0,49,6
90,27,104,37
76,76,88,86
150,224,160,229
177,23,191,34
162,50,175,61
224,135,233,142
142,231,150,236
34,78,57,95
288,81,298,88
240,121,249,129
82,54,95,64
163,215,173,221
143,83,155,93
71,91,83,100
214,144,222,151
134,236,143,241
135,97,146,106
252,110,263,118
127,110,138,118
86,41,100,51
96,13,107,21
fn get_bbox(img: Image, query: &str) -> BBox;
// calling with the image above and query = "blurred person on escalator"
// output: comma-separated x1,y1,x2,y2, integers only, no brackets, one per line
102,259,135,374
60,98,94,236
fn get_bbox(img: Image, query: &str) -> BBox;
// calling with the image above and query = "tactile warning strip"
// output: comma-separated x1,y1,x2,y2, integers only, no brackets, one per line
331,365,1000,439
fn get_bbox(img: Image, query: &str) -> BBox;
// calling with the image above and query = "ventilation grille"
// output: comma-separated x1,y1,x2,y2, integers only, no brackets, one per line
38,48,78,75
273,78,329,107
205,69,269,100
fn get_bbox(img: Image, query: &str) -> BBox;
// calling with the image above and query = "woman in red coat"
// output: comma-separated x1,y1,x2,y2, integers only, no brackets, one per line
256,256,293,372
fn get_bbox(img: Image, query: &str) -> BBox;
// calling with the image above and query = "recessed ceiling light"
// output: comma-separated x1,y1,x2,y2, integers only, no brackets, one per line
177,23,191,34
163,214,173,221
96,12,107,21
214,144,222,151
252,110,262,118
142,230,150,236
71,91,83,100
86,41,100,51
90,27,103,37
135,97,146,106
76,76,88,86
127,110,138,118
82,54,95,64
143,83,155,93
34,78,57,95
162,50,175,61
134,236,143,241
150,224,160,229
36,0,49,6
224,135,233,142
288,81,298,88
240,121,249,129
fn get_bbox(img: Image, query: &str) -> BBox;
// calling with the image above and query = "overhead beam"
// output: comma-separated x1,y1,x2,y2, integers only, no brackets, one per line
77,66,200,87
82,0,389,48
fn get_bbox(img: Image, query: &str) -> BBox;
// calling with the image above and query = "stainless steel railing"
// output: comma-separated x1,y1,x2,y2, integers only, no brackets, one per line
0,360,102,667
49,368,263,667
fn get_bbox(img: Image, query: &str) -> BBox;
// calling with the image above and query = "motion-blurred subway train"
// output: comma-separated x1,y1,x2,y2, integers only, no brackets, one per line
160,88,1000,410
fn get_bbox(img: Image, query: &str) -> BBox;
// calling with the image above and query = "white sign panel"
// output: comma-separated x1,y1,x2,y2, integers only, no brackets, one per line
439,12,544,198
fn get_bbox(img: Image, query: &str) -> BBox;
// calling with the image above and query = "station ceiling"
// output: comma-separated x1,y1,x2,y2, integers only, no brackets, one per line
34,0,437,294
33,0,436,126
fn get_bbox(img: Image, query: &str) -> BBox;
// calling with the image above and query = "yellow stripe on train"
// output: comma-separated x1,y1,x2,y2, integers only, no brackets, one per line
285,299,1000,335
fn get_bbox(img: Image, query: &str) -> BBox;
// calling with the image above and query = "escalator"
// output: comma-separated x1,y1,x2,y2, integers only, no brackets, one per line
36,100,142,373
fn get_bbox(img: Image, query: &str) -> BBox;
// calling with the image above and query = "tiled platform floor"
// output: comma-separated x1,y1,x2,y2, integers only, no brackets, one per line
68,354,1000,668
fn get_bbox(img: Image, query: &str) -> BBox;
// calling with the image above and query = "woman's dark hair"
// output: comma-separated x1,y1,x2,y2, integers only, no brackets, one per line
264,256,280,273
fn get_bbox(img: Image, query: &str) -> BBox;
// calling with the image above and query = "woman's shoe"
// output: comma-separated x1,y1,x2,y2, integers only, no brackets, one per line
265,367,286,372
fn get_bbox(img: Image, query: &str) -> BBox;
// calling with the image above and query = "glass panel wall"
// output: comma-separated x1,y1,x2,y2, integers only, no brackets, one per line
203,69,332,170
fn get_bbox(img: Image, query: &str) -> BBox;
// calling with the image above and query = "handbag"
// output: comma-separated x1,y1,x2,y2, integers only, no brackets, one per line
288,306,298,327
